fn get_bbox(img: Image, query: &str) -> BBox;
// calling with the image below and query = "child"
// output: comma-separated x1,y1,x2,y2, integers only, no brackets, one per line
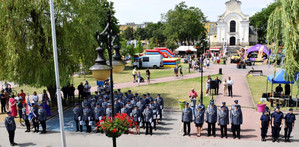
22,103,30,132
179,66,183,76
17,99,24,126
38,105,47,133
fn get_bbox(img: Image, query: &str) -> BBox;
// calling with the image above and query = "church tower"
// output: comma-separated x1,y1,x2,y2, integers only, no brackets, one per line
216,0,251,46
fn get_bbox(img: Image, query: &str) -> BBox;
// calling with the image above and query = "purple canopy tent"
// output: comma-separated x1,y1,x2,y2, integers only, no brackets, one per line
246,44,270,55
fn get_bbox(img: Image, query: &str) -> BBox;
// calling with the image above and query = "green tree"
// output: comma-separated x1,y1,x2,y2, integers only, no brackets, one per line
0,0,119,105
122,27,134,40
135,38,144,53
266,0,299,82
120,39,136,63
148,38,156,49
134,28,147,40
163,2,206,45
250,2,279,44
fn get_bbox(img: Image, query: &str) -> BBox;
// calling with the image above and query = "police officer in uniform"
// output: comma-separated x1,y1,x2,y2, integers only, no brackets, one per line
284,108,295,142
121,104,128,114
38,105,47,133
206,101,217,137
31,103,39,133
155,94,164,121
22,103,30,132
132,105,142,135
125,100,133,116
194,105,205,137
83,103,93,133
218,105,229,138
94,102,104,133
182,102,192,136
5,111,17,146
196,100,205,112
136,98,145,128
260,109,271,141
106,103,113,117
127,90,134,100
271,106,284,142
114,98,121,114
144,105,153,135
73,103,83,132
230,105,243,139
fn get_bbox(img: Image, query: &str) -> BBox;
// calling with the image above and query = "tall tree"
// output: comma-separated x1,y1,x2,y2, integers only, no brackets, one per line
250,2,279,44
135,38,144,53
163,2,206,45
134,28,147,40
0,0,119,105
266,0,299,82
122,27,134,40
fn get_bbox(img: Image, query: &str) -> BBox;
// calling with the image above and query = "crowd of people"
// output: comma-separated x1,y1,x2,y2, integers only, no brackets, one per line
73,88,164,135
132,67,151,86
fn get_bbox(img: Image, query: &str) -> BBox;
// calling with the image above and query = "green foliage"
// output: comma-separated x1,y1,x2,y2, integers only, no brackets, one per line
163,2,206,45
266,0,299,82
122,27,134,40
135,38,144,53
134,28,147,40
249,2,279,44
0,0,119,99
148,38,155,49
120,38,136,63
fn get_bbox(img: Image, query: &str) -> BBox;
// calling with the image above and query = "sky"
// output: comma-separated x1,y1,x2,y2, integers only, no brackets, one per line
111,0,275,24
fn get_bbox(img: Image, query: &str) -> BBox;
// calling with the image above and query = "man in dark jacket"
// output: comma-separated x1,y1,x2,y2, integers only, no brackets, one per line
78,82,84,99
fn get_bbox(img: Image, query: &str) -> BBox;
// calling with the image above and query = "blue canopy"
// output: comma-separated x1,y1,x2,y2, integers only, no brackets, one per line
267,70,298,84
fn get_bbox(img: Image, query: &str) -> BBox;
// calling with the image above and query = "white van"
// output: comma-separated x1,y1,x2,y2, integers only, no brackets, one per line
133,55,163,69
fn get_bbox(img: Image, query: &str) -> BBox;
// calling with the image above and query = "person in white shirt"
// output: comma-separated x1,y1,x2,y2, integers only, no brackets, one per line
223,79,228,96
84,81,91,97
227,77,234,97
32,91,39,105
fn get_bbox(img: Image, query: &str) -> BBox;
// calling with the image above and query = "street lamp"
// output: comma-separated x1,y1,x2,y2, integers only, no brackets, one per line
89,8,125,147
200,42,204,103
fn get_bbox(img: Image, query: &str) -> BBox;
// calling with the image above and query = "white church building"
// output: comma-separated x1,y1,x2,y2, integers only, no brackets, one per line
209,0,258,47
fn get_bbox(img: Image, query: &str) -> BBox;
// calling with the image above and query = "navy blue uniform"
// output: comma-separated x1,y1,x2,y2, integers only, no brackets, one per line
271,111,283,141
38,108,47,133
22,107,30,132
218,108,229,138
260,111,270,140
284,113,295,141
83,108,93,133
5,115,16,145
230,106,243,139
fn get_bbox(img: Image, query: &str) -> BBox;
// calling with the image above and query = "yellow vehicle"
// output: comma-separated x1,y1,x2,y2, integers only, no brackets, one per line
230,53,241,63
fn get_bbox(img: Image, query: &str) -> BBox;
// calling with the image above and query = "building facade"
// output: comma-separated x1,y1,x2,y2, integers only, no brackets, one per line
209,0,257,46
119,22,153,34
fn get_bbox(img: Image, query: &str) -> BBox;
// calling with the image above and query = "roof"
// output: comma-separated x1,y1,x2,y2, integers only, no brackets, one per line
175,46,197,52
267,70,298,84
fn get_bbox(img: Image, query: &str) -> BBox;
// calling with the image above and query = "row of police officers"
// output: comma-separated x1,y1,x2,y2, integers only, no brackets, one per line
260,106,296,142
73,90,164,135
182,100,243,139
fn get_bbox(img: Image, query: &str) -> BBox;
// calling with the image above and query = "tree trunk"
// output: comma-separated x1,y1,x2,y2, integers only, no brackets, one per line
47,86,57,107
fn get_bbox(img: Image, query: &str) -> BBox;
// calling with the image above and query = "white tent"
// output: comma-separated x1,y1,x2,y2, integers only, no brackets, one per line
175,46,197,52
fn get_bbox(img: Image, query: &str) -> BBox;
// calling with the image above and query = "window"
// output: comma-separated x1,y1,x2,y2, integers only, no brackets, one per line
230,21,236,32
143,57,149,62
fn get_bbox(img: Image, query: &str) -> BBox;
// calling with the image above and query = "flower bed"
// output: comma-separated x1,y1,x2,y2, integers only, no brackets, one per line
97,113,135,138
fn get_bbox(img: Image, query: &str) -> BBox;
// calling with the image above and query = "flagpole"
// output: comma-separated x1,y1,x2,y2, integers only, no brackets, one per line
49,0,66,146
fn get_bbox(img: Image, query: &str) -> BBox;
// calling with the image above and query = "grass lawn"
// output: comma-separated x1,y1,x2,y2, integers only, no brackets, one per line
13,63,195,95
246,75,298,111
120,74,221,108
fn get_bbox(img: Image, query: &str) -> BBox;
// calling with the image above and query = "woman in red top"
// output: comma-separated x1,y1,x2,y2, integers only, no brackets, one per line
9,95,17,117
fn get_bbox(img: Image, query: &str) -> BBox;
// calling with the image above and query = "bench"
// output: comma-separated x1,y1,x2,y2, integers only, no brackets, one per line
248,70,263,75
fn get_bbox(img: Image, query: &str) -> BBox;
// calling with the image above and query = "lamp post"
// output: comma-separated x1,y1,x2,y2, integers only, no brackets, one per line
200,42,204,103
89,8,125,147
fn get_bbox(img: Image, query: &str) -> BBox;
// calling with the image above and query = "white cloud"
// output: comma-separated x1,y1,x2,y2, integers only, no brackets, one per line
111,0,275,24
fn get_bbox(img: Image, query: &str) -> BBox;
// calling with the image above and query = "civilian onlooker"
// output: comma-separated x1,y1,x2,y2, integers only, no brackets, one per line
132,67,137,83
17,90,26,105
146,68,150,84
1,90,7,113
17,99,24,126
174,66,178,78
78,82,84,99
69,84,75,99
9,95,17,117
215,76,222,95
275,84,283,94
42,90,51,116
179,66,183,76
32,91,39,104
61,86,68,99
227,77,234,97
285,84,290,96
84,81,91,96
223,79,228,96
205,75,211,96
137,72,141,86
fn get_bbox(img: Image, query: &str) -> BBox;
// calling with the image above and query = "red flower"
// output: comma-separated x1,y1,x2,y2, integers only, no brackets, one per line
111,128,118,133
103,126,106,130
